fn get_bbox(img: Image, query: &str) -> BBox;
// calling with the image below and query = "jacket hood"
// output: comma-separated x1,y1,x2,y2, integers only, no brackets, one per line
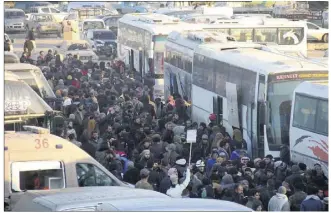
275,193,288,200
304,195,321,201
221,174,234,185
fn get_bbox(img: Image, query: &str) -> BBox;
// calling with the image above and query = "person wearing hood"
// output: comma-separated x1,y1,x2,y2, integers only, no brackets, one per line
166,166,191,198
289,181,307,211
300,185,324,211
162,143,179,167
174,158,186,180
220,174,235,201
159,167,178,194
55,79,67,92
285,164,304,188
268,186,290,211
231,129,247,151
139,149,152,168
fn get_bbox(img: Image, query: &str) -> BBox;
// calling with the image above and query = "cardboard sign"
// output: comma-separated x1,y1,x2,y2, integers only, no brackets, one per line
186,129,197,143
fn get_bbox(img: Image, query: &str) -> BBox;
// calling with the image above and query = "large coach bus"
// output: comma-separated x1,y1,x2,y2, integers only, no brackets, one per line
289,81,328,177
191,43,328,158
117,13,200,100
164,30,234,101
201,20,308,57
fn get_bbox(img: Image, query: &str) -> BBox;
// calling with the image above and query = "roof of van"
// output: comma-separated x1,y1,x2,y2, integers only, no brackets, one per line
195,43,328,75
294,81,328,99
12,187,169,211
4,63,40,71
5,8,24,12
100,198,253,211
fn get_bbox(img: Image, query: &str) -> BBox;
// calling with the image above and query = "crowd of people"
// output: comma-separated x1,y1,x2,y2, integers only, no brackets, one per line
17,40,328,211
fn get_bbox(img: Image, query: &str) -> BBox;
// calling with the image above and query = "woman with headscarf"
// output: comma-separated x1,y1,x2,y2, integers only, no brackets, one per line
232,129,247,150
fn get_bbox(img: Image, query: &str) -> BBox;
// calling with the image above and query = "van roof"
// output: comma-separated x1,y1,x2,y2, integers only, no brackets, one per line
99,197,253,211
13,187,169,211
5,63,40,71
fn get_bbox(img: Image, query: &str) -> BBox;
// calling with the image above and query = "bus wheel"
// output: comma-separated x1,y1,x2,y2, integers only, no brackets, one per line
322,34,328,43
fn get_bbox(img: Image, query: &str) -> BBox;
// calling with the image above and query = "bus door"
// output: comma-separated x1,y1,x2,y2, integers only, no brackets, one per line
129,49,134,71
257,74,266,158
226,82,240,128
213,96,223,125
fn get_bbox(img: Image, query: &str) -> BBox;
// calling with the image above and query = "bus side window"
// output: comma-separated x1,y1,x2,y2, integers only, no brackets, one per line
76,163,116,187
316,99,328,136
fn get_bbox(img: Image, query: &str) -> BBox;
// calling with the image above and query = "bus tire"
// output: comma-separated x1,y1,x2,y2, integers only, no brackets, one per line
322,34,328,43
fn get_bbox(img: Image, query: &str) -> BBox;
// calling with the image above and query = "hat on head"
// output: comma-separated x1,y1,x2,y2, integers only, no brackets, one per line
209,113,217,121
140,168,150,177
196,160,205,167
278,186,287,195
175,158,186,166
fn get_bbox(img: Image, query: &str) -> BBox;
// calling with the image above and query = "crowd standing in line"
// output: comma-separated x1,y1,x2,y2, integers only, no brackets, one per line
17,35,328,211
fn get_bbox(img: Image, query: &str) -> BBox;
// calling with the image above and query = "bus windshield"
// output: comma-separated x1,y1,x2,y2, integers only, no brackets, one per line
266,72,328,150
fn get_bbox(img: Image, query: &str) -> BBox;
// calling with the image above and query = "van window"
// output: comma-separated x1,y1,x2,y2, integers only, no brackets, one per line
11,161,65,192
41,8,50,13
76,163,118,187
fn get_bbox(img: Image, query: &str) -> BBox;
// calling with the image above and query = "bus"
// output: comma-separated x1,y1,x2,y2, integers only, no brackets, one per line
164,30,234,101
191,43,328,158
117,13,200,100
289,81,328,177
201,20,308,57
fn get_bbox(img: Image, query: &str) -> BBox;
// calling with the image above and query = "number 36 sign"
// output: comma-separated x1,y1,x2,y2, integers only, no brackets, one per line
35,138,49,149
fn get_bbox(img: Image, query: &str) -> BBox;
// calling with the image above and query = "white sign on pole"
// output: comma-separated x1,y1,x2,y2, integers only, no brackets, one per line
186,129,197,166
186,129,197,143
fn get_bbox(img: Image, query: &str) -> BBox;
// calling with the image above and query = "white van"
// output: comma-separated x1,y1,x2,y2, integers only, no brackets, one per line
5,126,129,209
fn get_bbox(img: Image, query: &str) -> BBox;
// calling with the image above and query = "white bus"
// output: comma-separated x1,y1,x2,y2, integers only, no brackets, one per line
117,13,200,99
164,30,234,101
201,21,308,57
289,81,328,177
191,43,328,158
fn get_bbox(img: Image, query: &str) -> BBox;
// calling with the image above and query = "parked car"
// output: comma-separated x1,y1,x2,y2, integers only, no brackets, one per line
25,13,62,38
14,1,52,13
307,21,329,42
4,9,26,33
55,40,99,62
86,29,117,57
26,6,68,23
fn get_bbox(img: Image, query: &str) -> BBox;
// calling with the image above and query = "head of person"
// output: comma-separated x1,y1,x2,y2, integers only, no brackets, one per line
48,49,52,54
264,155,273,164
68,133,75,141
201,134,209,145
314,163,324,176
266,168,274,179
142,149,151,159
234,183,244,195
168,167,178,177
240,179,249,191
211,151,219,160
307,185,319,196
92,131,98,140
196,160,205,173
140,168,150,179
40,51,44,56
252,199,263,211
199,122,206,130
278,186,287,195
244,167,253,177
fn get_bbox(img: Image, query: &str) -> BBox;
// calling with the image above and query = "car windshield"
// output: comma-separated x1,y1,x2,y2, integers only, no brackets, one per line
83,21,104,30
93,31,116,40
67,43,90,51
35,15,53,22
5,11,25,19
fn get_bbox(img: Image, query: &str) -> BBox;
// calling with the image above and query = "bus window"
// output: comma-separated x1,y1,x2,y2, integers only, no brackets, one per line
12,161,65,191
293,95,317,131
230,28,253,42
316,100,328,136
254,28,277,43
76,163,116,187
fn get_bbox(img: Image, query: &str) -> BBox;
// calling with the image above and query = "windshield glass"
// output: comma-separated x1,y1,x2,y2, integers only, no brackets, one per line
35,15,53,22
5,11,25,19
266,72,328,150
83,21,104,30
93,31,116,40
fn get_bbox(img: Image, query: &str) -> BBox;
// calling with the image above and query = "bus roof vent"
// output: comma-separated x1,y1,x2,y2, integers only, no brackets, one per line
23,126,50,134
137,14,180,24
